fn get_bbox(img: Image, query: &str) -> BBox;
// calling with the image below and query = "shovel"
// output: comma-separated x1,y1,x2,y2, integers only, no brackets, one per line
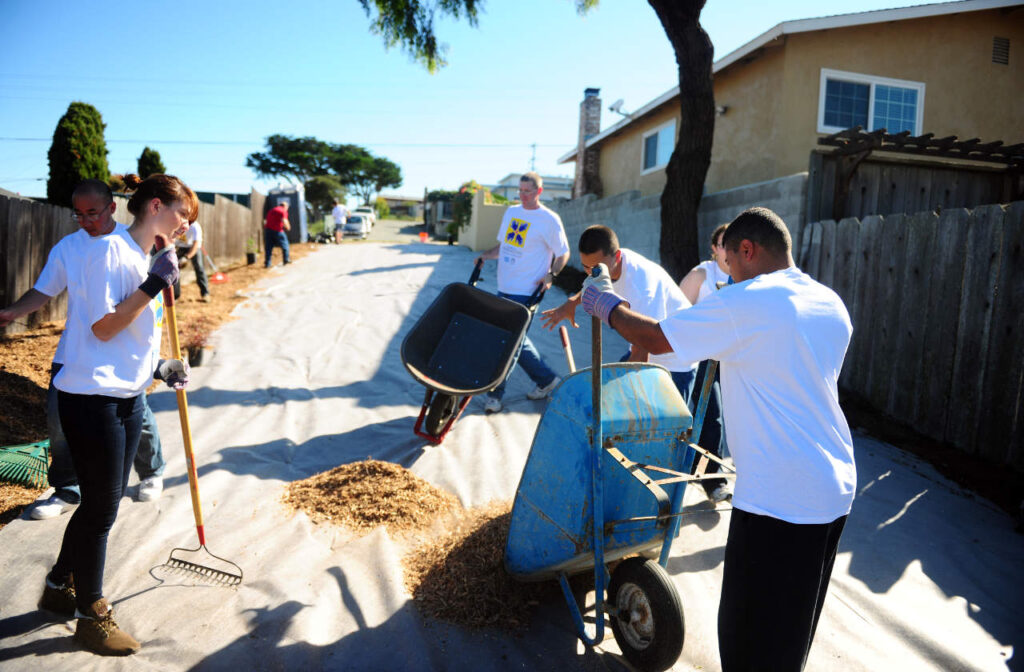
158,240,242,586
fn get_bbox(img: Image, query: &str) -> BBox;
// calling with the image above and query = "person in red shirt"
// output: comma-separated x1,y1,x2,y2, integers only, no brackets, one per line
263,200,291,267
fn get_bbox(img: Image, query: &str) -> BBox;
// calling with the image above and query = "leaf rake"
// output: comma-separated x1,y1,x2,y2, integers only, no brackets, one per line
0,440,49,488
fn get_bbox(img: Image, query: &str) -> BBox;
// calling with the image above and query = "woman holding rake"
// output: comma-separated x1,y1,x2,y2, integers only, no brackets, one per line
38,173,197,656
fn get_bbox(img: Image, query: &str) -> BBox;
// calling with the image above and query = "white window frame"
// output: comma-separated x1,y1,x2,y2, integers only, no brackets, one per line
640,119,676,175
817,68,925,135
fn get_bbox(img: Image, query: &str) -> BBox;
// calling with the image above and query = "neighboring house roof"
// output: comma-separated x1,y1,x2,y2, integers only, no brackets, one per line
558,0,1021,164
379,195,424,202
493,173,573,187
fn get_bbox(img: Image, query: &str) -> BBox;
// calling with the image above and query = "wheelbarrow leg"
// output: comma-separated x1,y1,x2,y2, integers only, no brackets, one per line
658,440,698,568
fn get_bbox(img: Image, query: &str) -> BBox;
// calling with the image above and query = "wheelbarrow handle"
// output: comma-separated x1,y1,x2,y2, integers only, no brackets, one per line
468,258,484,286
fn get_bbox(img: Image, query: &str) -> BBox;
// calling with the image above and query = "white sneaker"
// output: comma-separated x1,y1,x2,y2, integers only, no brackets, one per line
137,476,163,502
484,396,503,414
30,495,76,520
527,376,562,400
710,482,733,504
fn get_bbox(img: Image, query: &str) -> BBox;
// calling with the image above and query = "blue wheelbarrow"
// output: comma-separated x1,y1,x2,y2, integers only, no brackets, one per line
505,316,734,671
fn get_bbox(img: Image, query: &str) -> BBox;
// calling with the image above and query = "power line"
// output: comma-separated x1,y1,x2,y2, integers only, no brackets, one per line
0,137,572,149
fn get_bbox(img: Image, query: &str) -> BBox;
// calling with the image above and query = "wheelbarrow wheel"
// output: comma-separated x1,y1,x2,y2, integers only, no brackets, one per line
608,557,684,672
425,393,458,436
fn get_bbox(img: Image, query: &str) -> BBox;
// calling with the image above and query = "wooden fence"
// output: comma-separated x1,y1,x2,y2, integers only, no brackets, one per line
1,189,265,337
806,151,1023,225
798,201,1024,469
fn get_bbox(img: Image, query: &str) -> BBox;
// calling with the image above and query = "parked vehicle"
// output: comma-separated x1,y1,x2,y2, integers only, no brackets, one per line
342,215,370,239
353,206,376,228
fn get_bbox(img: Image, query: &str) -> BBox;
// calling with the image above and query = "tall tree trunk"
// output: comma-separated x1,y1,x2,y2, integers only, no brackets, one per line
648,0,715,281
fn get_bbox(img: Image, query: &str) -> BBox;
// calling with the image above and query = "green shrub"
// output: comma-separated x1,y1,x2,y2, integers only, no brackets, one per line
47,102,110,207
375,196,390,219
137,146,166,177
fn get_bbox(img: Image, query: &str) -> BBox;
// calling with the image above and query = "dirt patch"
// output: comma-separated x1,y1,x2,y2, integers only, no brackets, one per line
284,459,460,533
403,502,591,632
0,244,319,528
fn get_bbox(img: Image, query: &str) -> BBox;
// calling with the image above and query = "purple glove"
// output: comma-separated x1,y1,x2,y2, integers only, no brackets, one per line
155,358,190,390
139,247,180,298
580,263,627,325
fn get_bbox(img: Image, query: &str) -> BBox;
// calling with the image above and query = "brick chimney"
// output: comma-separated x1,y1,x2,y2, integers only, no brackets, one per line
573,87,603,199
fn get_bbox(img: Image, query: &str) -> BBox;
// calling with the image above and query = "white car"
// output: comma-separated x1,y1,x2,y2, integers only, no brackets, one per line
342,215,370,239
353,206,376,228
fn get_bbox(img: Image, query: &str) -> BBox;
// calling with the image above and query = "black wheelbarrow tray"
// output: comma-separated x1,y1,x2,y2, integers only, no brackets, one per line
400,281,532,443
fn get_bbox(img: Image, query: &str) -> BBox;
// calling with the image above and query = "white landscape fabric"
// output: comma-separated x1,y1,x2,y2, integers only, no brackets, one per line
0,242,1020,671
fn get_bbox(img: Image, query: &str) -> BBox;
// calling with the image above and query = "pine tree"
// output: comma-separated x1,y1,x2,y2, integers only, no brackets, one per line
137,146,166,178
46,102,110,207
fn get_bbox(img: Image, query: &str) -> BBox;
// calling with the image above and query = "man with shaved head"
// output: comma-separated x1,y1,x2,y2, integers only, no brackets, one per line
0,179,168,517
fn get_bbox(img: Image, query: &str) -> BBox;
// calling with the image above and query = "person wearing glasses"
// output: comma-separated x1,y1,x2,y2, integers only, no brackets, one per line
473,172,570,413
539,225,699,407
0,180,169,520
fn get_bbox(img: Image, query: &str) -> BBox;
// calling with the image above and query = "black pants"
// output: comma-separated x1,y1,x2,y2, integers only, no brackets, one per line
50,391,142,610
718,509,847,672
691,359,726,495
191,252,209,297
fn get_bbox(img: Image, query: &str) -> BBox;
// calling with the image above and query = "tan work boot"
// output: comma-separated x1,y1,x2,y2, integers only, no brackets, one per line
38,575,76,617
73,598,141,656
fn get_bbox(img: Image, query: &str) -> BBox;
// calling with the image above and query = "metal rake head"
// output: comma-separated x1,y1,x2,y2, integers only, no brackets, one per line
0,440,49,488
166,545,243,587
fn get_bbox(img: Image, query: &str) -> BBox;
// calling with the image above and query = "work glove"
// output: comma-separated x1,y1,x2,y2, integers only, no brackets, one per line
139,245,180,298
155,358,190,390
581,263,628,326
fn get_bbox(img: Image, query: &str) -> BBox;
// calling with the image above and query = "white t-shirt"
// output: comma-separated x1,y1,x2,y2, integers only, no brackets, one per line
612,248,696,373
332,205,348,225
695,259,731,303
185,221,203,247
53,227,163,398
34,223,128,365
496,204,569,296
659,266,855,524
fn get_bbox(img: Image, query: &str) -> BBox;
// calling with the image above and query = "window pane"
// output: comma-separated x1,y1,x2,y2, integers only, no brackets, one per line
643,133,658,170
873,84,917,134
824,79,869,128
657,124,675,168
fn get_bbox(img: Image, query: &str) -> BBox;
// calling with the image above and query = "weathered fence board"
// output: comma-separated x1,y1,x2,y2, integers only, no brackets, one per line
867,213,908,414
890,211,937,421
845,215,883,398
833,218,860,391
914,209,969,435
817,219,838,291
975,201,1024,468
945,204,1004,455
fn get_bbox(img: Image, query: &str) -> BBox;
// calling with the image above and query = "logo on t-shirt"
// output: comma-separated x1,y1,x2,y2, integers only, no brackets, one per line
153,293,165,329
504,218,530,248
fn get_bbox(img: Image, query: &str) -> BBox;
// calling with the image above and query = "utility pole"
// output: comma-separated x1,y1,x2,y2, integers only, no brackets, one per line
530,143,536,171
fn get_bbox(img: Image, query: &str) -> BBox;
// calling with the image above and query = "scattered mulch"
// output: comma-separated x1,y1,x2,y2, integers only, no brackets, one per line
403,502,591,632
284,459,461,533
0,244,319,529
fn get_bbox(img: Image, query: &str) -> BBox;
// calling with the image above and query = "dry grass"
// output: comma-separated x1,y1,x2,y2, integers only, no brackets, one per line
283,459,461,533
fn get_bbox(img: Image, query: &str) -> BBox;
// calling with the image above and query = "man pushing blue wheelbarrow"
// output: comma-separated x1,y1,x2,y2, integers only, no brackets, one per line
504,309,735,672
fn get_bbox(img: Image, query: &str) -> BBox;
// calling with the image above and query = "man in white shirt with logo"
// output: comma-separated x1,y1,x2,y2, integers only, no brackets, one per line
0,180,169,517
332,200,349,244
540,225,699,406
579,207,855,671
474,172,570,413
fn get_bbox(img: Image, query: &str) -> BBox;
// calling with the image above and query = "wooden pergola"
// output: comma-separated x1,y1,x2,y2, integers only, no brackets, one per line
818,126,1024,220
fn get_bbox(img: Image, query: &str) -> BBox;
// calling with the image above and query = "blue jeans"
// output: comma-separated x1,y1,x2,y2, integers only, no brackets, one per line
51,391,142,609
488,292,557,401
48,365,165,504
264,229,290,266
691,359,726,495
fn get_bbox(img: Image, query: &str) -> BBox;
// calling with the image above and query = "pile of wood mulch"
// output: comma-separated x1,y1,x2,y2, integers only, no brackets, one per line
403,502,588,632
0,244,319,529
284,459,460,533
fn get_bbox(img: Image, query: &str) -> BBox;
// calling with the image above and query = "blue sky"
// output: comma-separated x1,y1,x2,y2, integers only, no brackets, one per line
0,0,934,204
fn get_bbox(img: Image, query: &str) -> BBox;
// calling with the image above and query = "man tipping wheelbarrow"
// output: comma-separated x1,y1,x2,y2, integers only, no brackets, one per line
473,172,570,414
579,207,857,672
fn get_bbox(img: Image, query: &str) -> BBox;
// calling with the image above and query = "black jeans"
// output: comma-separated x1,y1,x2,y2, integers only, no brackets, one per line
191,252,209,297
718,509,847,672
50,391,142,610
